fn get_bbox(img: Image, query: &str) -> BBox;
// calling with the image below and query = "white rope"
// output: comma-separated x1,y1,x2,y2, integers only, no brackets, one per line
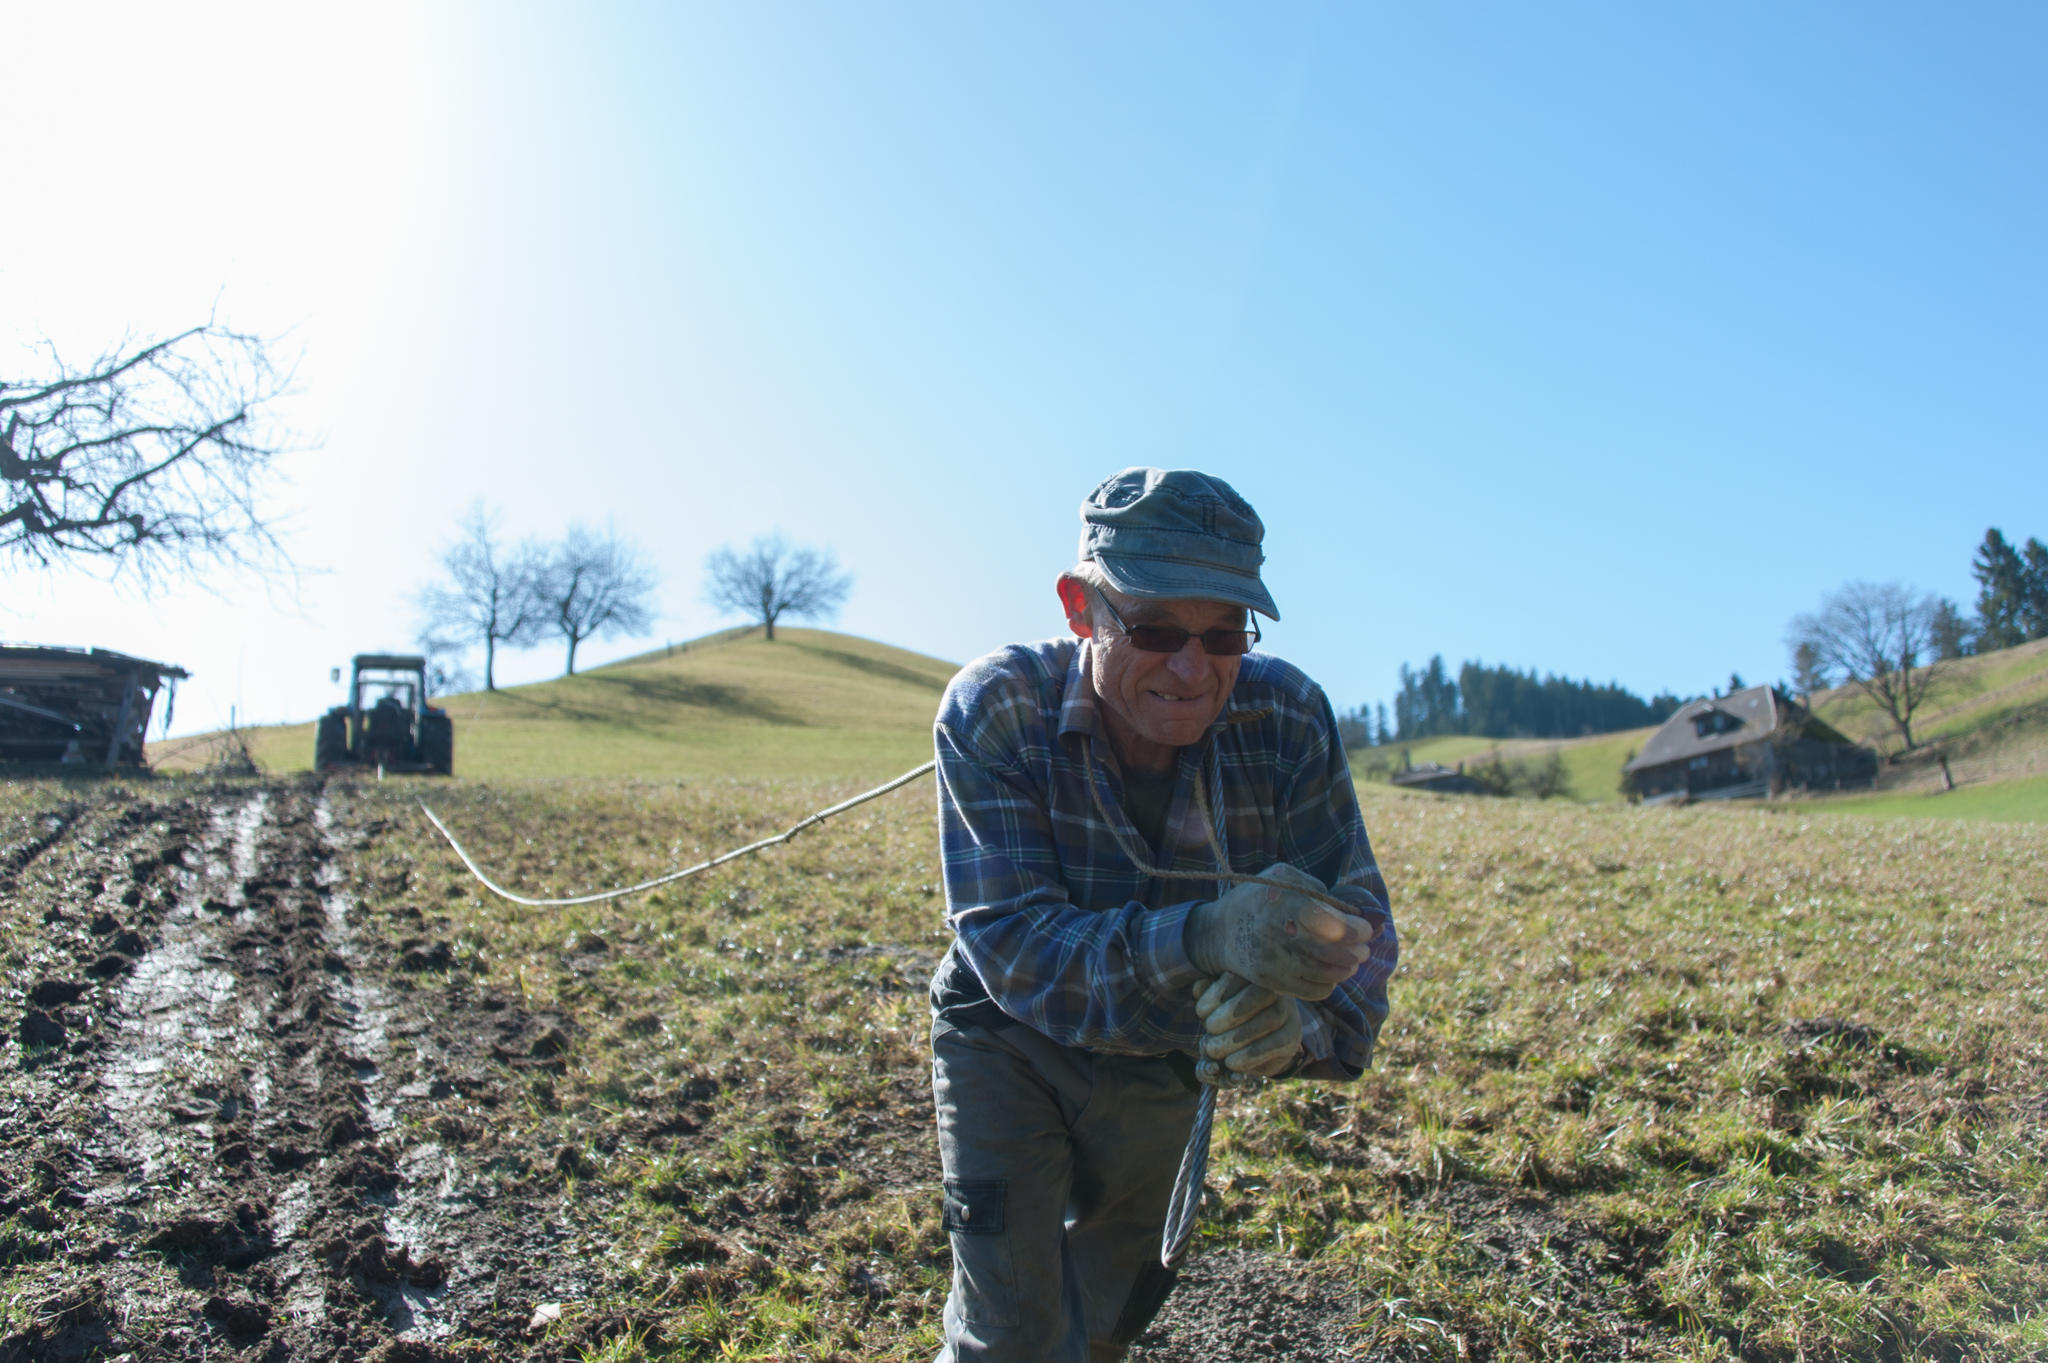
418,760,936,907
1085,752,1366,920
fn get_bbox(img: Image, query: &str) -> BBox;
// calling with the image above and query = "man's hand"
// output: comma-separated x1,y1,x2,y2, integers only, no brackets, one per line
1193,973,1302,1079
1183,863,1375,1000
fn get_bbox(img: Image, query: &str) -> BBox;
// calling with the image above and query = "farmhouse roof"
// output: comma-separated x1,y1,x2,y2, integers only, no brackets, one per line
1623,685,1797,773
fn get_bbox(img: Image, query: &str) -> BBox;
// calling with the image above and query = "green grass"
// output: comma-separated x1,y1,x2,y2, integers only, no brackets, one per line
154,628,958,784
1356,728,1658,805
1806,769,2048,824
1810,635,2048,751
327,772,2048,1360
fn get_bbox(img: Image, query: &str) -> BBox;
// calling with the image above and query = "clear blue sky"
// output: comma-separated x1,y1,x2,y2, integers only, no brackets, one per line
6,2,2044,737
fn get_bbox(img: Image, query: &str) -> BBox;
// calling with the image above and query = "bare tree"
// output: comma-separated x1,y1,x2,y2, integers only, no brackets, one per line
704,533,851,641
417,502,545,691
538,524,656,675
416,629,479,697
1787,581,1947,751
1,321,291,587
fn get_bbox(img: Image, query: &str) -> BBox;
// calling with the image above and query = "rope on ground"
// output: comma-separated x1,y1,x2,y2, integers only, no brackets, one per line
417,760,936,908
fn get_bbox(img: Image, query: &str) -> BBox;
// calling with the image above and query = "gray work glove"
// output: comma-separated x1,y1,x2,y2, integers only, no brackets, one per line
1193,973,1303,1080
1183,862,1375,1001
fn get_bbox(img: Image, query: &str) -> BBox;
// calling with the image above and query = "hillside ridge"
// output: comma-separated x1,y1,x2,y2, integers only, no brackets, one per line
155,627,960,782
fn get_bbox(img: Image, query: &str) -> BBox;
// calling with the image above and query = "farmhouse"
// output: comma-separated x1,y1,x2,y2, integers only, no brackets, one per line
1623,684,1875,803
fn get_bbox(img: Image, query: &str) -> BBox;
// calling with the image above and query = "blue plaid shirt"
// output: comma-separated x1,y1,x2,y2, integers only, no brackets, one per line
931,637,1396,1080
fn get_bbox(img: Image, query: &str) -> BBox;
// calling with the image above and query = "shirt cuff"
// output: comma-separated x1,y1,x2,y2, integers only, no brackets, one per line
1297,1003,1334,1061
1134,899,1208,997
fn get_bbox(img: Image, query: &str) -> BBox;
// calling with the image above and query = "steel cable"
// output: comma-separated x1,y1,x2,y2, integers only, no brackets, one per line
1079,758,1358,1268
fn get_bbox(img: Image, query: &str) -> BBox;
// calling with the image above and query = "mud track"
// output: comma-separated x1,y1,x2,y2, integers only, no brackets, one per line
2,780,603,1362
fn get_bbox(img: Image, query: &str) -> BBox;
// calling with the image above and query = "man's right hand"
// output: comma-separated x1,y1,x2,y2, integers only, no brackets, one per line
1183,863,1375,1001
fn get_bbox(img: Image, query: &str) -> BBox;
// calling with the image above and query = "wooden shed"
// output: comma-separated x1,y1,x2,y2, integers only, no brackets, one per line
0,645,190,768
1390,760,1485,795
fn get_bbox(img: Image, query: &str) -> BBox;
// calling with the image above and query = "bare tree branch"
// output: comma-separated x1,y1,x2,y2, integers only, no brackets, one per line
538,524,657,675
417,502,547,691
0,321,294,589
1787,580,1948,750
704,533,851,641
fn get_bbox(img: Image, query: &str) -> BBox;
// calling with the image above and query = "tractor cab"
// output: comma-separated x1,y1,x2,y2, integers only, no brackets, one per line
315,654,453,774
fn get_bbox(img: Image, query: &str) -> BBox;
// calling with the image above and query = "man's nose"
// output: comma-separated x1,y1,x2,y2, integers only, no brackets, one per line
1166,640,1208,679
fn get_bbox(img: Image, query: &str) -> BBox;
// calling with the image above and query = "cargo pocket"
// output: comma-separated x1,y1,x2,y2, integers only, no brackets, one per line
942,1178,1016,1328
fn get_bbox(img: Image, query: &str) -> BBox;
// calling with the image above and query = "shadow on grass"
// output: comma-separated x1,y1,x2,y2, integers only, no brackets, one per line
783,640,951,692
489,674,806,730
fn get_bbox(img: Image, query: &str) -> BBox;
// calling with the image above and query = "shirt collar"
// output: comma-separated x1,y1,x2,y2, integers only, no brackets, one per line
1056,638,1101,742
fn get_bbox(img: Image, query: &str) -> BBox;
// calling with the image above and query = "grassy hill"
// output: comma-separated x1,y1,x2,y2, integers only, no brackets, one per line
1344,638,2048,819
1353,727,1658,805
152,627,959,783
1807,634,2048,753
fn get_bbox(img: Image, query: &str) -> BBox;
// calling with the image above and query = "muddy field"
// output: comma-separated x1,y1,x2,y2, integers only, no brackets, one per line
2,779,639,1359
1,777,1392,1362
6,774,2045,1361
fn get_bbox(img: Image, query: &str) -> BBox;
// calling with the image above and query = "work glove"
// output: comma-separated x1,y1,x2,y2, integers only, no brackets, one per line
1193,972,1303,1080
1183,862,1375,1001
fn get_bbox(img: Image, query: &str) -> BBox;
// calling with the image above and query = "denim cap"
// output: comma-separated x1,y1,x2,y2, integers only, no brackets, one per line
1077,467,1280,620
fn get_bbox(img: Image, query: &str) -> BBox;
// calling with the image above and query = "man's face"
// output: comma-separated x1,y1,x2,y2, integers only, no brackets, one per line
1060,580,1247,770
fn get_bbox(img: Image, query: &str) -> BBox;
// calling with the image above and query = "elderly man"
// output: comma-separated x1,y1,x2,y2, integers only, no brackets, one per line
929,468,1398,1361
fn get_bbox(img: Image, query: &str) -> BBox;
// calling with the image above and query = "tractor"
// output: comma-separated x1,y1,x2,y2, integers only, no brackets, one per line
315,654,453,774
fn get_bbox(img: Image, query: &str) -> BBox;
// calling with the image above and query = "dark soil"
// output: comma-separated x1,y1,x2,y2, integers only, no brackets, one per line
0,780,616,1362
1133,1250,1381,1361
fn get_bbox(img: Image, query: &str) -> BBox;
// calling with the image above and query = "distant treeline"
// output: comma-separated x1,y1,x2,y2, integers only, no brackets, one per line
1341,657,1684,746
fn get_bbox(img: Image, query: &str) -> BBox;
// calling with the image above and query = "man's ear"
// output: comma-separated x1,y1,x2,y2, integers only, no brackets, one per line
1056,576,1094,639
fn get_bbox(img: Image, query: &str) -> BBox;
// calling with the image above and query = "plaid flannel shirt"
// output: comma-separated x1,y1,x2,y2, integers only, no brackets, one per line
931,637,1396,1080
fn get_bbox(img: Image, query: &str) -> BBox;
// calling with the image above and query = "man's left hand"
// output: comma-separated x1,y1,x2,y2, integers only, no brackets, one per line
1193,973,1303,1078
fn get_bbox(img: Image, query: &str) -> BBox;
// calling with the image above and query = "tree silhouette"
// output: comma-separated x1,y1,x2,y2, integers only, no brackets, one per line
417,502,545,691
1787,581,1947,750
538,525,656,675
1,321,291,587
704,533,851,642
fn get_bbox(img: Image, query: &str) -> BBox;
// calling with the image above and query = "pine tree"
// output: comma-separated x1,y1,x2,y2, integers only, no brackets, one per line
2021,537,2048,641
1929,598,1974,660
1791,641,1831,700
1972,528,2029,650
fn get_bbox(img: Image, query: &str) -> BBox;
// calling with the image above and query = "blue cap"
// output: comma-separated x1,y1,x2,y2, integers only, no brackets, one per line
1078,468,1279,620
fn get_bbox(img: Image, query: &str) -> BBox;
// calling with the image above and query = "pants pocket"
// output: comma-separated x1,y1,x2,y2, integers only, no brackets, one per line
943,1178,1017,1328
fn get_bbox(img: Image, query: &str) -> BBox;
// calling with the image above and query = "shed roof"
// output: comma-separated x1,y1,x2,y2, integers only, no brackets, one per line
0,644,190,681
1391,761,1467,787
1623,685,1792,772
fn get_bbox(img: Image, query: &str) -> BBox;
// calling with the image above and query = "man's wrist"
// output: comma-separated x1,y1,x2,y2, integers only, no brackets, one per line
1138,899,1208,995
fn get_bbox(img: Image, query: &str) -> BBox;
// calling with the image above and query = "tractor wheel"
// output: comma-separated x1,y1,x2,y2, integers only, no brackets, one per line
420,712,454,775
315,711,348,770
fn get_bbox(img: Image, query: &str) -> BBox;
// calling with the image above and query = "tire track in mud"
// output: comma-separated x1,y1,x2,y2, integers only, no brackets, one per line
4,782,607,1362
0,799,91,877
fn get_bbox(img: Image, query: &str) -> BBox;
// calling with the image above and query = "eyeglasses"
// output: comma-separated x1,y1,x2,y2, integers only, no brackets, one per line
1097,594,1261,656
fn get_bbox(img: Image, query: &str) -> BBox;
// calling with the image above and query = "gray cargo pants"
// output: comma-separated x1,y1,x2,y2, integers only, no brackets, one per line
931,1016,1201,1362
